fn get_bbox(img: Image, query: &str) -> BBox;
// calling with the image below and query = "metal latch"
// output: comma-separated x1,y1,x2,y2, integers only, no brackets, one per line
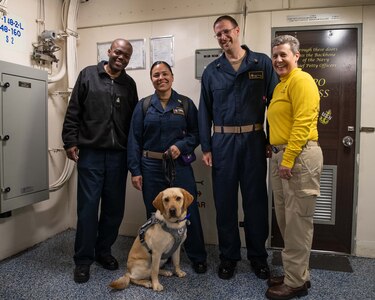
1,187,11,193
0,135,10,141
0,82,10,89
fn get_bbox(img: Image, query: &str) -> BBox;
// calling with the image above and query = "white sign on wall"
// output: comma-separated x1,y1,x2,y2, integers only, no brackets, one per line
287,14,340,23
150,35,174,67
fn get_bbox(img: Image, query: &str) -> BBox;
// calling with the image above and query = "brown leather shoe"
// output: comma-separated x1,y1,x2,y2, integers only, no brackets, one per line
267,275,284,287
267,275,311,289
266,283,308,300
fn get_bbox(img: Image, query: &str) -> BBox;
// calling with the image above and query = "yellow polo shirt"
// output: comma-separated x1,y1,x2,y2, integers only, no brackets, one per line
268,68,320,168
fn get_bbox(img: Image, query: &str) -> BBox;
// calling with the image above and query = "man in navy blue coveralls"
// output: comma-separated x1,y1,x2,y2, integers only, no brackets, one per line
198,15,278,280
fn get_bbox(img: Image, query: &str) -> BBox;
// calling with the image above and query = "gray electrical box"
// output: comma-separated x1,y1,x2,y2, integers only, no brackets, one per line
195,48,223,79
0,61,49,214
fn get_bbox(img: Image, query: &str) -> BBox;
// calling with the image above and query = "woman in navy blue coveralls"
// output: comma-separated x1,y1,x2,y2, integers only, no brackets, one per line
127,61,207,273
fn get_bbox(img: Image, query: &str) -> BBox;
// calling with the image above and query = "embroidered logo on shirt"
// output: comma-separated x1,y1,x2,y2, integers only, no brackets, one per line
173,107,185,116
280,84,288,93
248,71,264,79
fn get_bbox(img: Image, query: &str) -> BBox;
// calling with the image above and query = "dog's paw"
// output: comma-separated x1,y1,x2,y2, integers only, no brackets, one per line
159,269,173,277
175,269,186,278
152,282,164,291
144,281,152,288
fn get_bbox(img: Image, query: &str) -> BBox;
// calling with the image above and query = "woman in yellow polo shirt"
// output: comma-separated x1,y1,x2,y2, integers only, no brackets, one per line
266,35,323,300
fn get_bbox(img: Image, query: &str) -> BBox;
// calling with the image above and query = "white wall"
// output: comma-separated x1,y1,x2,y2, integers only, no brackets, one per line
0,0,70,260
356,4,375,257
76,0,375,257
77,0,243,28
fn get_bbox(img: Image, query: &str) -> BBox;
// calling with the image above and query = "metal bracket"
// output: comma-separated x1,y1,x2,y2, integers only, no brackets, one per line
360,127,375,133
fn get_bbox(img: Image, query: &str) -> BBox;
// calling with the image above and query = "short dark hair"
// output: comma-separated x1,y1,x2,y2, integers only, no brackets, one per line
110,38,132,51
213,15,239,28
150,61,173,77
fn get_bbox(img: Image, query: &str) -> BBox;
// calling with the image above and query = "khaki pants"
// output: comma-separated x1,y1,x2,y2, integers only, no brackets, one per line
270,142,323,287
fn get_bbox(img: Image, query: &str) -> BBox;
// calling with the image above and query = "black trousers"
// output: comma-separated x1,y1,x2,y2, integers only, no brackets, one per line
74,148,127,266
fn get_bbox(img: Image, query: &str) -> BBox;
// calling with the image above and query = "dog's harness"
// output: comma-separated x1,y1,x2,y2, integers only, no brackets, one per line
139,213,189,259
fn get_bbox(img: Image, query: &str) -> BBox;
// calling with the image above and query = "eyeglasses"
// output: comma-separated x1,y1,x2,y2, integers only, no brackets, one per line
214,27,236,39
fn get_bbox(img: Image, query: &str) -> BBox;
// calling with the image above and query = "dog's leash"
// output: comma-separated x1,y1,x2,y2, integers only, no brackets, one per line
162,149,176,186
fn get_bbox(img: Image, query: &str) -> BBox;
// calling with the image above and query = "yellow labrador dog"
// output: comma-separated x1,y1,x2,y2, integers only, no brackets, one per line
109,187,193,292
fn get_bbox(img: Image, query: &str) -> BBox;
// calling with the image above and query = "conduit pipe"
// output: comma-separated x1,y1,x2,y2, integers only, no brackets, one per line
66,0,79,89
49,0,79,191
48,44,66,83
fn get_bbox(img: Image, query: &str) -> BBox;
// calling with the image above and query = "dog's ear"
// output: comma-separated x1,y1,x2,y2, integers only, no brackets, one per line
181,188,194,210
152,191,164,213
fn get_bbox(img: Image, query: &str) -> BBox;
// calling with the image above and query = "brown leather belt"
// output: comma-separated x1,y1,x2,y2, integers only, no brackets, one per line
213,123,263,134
143,150,164,160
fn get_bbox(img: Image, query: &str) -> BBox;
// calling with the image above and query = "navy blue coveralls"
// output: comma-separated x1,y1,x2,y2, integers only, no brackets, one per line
127,89,207,264
62,61,138,266
198,46,278,263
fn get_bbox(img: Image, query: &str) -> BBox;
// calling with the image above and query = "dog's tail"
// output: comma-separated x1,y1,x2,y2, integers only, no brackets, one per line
109,273,131,290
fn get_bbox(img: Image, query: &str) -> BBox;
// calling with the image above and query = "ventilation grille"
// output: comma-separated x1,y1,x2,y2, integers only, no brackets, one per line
313,165,337,225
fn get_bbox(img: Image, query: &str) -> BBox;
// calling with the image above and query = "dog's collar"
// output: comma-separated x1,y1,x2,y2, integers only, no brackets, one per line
174,213,191,224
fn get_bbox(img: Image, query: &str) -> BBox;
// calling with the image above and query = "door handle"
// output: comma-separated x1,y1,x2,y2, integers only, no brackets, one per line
342,136,354,147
